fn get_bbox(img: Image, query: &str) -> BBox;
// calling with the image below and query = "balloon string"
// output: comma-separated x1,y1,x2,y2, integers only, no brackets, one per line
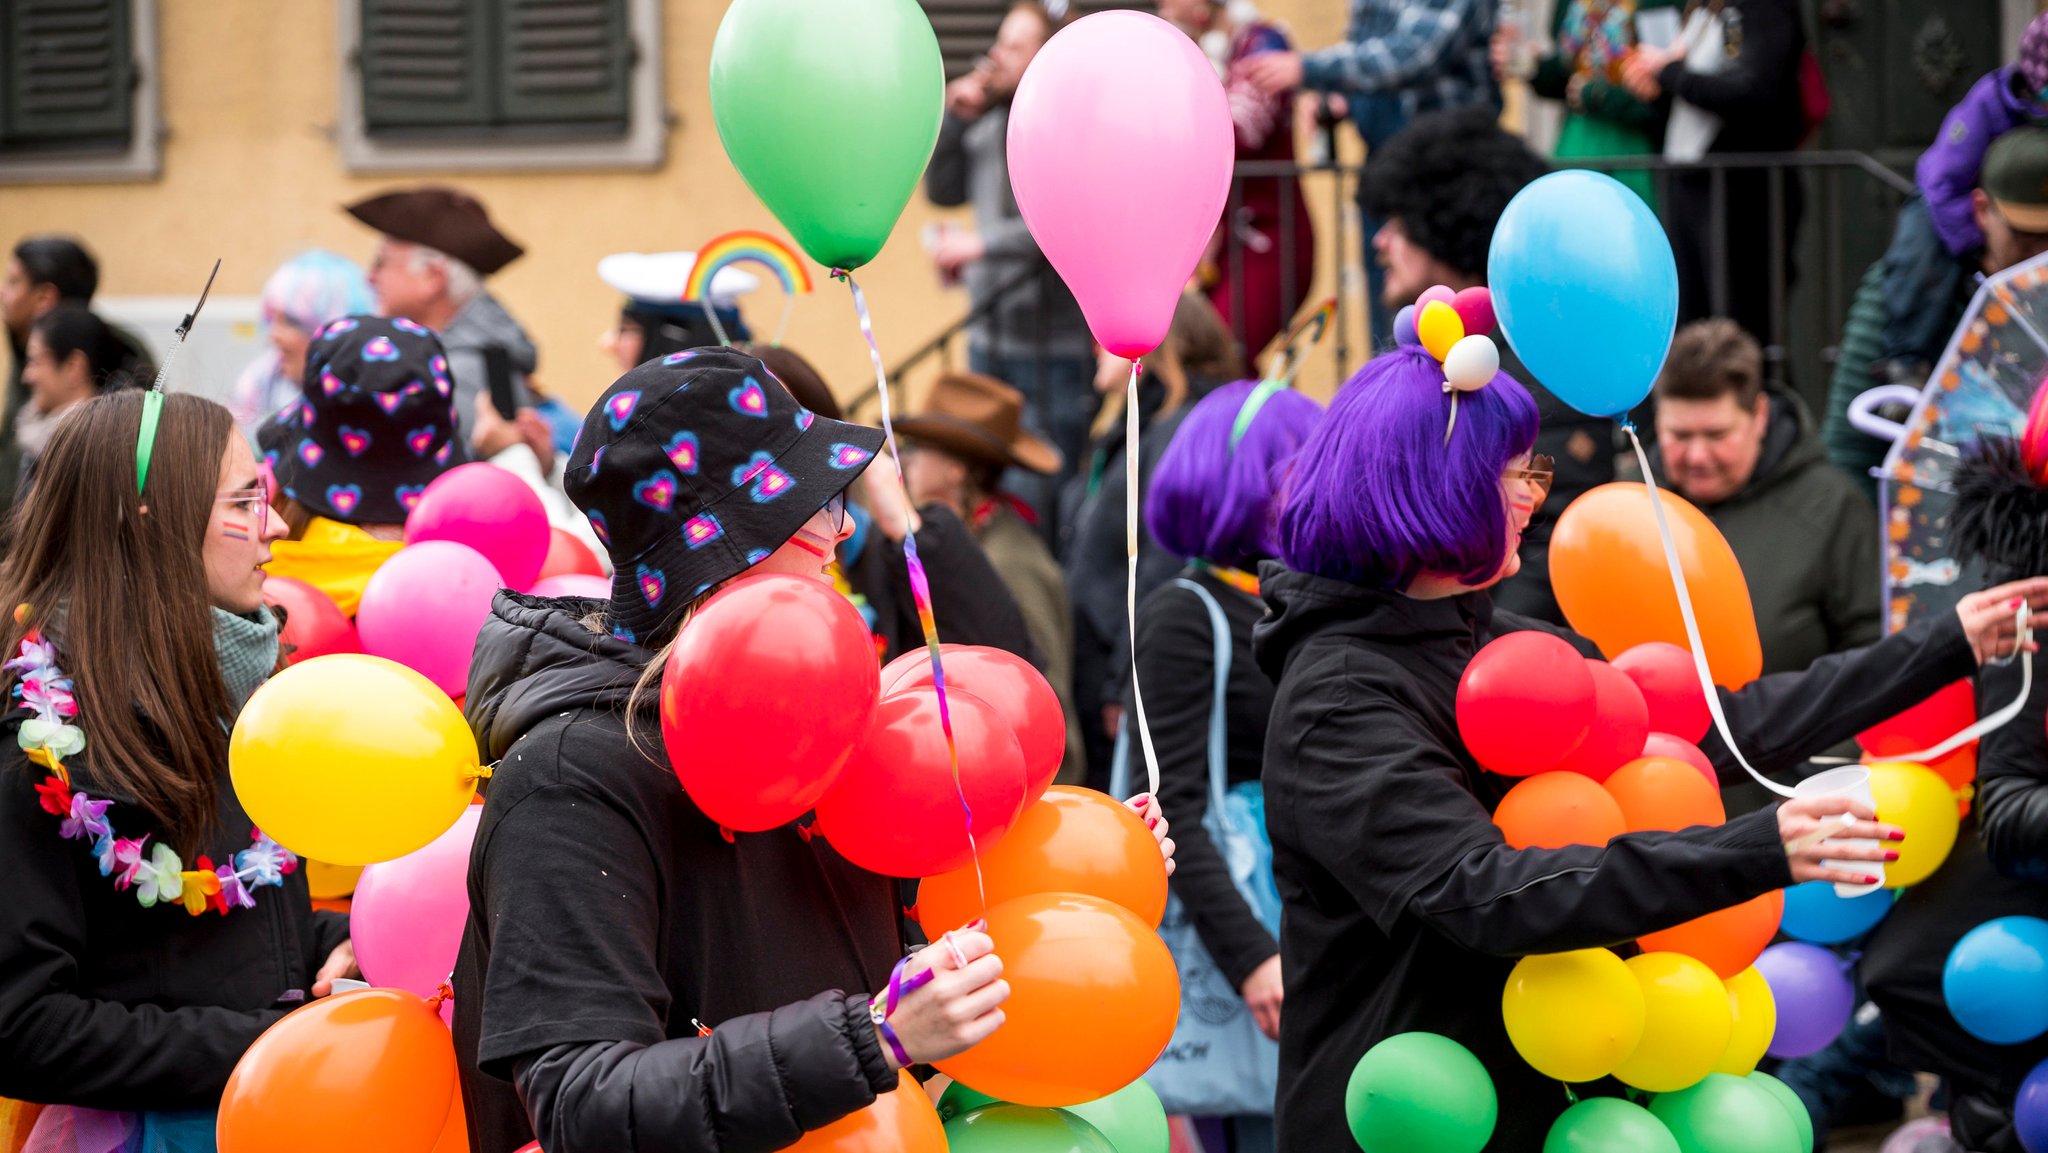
1126,360,1161,799
1624,427,1794,798
837,270,986,920
702,295,731,348
773,295,795,349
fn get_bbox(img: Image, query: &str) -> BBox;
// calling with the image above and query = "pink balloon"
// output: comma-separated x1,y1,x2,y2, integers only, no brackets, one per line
1452,286,1496,336
358,541,500,696
1643,732,1718,786
352,807,479,1008
1418,284,1458,310
530,574,612,599
1006,11,1233,358
405,463,551,590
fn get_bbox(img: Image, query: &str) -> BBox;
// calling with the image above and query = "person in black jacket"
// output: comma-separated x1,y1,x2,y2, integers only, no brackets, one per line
1255,341,2046,1153
453,348,1176,1153
0,391,352,1137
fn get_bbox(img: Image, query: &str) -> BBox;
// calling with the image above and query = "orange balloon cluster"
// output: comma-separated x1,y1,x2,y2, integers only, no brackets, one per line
788,1071,947,1152
917,786,1168,934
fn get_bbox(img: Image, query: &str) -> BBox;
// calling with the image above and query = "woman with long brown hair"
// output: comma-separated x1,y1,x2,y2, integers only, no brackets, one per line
0,390,354,1151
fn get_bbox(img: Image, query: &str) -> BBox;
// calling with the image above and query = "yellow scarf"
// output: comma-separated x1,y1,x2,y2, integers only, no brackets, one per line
264,518,404,617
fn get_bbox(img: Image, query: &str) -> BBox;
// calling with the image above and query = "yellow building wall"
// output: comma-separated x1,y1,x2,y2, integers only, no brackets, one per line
0,0,1358,412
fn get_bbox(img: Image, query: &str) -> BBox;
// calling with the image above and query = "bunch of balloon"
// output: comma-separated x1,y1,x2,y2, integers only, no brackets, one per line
938,1078,1169,1153
1344,1032,1497,1153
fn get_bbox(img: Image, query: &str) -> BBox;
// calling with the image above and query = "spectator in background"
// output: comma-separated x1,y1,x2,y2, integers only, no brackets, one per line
1242,0,1499,335
925,1,1098,537
346,186,535,443
229,250,374,432
1495,0,1675,207
15,306,138,499
595,250,757,375
1159,0,1316,360
1358,108,1606,626
897,371,1084,783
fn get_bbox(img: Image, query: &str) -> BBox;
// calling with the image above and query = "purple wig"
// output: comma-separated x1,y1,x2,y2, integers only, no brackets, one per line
1278,346,1539,589
1147,380,1325,570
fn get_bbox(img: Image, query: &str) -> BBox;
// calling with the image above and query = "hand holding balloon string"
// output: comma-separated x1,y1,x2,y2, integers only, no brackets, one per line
871,927,1008,1069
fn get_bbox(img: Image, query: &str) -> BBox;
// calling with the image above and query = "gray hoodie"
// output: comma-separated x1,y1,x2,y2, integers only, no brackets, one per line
440,290,537,437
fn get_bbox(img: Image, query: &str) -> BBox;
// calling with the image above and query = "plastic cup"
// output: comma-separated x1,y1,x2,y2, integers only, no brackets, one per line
1793,765,1884,898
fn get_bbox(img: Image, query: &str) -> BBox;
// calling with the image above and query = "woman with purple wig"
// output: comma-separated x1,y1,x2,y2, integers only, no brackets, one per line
1252,338,2048,1151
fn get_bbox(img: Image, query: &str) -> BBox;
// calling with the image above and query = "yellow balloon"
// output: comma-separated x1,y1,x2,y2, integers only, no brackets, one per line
1418,300,1467,361
1715,966,1777,1076
1502,949,1645,1082
1868,761,1960,887
1613,952,1733,1092
230,654,480,866
304,860,364,901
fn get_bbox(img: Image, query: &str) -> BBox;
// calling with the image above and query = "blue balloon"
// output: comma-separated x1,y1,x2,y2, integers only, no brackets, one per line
1488,170,1679,418
2018,1058,2048,1153
1780,881,1894,945
1944,916,2048,1044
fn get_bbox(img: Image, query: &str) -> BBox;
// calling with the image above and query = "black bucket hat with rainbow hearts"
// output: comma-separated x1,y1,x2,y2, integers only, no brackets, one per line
256,315,469,525
564,346,885,645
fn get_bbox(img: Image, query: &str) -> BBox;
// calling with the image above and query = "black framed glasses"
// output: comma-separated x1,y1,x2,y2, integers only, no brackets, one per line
823,490,849,534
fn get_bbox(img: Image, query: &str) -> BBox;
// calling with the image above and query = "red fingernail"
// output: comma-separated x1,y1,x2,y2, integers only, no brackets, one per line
1145,816,1159,829
1887,830,1906,842
2015,597,2027,608
1861,875,1883,885
1884,849,1900,862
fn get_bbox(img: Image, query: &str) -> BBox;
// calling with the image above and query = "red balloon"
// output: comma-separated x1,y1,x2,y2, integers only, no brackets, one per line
535,526,605,581
1554,661,1650,782
1644,732,1718,786
815,687,1028,877
1857,679,1977,789
263,576,360,664
1612,642,1711,744
661,574,880,831
1457,632,1597,776
884,644,1066,803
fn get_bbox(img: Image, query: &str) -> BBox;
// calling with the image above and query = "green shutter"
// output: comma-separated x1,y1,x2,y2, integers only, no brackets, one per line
919,0,1144,80
0,0,134,148
360,0,492,131
495,0,631,130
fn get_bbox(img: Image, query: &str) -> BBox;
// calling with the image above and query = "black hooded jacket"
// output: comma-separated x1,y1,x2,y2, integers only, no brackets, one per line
1250,565,1976,1152
453,592,904,1153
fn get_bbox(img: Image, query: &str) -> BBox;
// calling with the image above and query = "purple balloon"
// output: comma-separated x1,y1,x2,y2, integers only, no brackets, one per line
1393,304,1420,347
2018,1057,2048,1153
1756,942,1855,1058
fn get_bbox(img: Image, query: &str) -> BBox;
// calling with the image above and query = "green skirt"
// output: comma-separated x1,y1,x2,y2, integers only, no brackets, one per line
1556,114,1657,211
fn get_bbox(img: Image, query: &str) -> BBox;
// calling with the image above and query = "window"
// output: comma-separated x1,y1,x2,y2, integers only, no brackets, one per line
0,0,161,184
338,0,666,173
920,0,1138,78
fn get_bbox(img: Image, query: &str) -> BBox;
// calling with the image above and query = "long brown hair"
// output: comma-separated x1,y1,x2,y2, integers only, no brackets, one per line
0,392,236,854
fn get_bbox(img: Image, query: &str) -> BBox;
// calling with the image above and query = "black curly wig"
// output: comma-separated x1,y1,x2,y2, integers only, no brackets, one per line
1358,107,1552,281
1952,435,2048,584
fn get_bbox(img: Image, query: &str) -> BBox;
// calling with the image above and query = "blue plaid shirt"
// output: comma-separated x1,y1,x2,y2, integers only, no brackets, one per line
1300,0,1501,147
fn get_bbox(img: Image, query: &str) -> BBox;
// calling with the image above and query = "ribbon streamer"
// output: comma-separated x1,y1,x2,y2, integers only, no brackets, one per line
1126,360,1161,799
1885,599,2031,763
836,270,988,920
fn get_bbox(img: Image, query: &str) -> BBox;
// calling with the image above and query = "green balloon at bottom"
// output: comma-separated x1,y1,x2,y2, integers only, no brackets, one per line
1345,1032,1498,1153
943,1104,1115,1153
939,1080,1168,1153
1648,1073,1800,1153
1543,1097,1681,1153
1747,1072,1815,1153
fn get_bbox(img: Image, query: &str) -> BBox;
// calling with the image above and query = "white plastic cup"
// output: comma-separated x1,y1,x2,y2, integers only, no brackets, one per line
1793,765,1885,898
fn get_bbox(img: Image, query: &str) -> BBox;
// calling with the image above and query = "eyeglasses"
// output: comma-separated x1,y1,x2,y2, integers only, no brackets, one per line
823,490,848,534
215,462,274,541
1504,454,1555,502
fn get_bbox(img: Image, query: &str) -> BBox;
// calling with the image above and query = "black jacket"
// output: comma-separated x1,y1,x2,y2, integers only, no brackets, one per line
1250,566,1977,1153
0,683,347,1110
453,592,904,1153
1973,651,2048,882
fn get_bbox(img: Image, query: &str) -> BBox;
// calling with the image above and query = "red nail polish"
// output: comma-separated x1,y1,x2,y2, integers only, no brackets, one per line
1887,830,1907,842
1884,849,1900,862
2015,597,2027,609
1861,875,1883,885
1145,816,1159,829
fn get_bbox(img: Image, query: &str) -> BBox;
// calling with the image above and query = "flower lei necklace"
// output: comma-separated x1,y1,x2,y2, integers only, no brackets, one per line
10,619,297,916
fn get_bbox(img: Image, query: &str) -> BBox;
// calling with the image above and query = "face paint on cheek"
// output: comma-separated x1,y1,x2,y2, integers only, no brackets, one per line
219,522,252,541
787,534,831,560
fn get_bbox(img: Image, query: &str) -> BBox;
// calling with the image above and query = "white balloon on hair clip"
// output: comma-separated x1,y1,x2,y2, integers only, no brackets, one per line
1443,334,1499,392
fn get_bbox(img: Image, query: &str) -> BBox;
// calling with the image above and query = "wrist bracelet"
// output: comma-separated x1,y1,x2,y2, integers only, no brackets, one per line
870,954,937,1067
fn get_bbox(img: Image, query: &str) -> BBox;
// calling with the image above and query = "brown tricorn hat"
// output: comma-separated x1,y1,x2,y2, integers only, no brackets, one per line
344,185,524,276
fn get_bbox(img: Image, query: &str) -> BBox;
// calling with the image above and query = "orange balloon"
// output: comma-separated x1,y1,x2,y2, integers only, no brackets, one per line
788,1071,947,1152
219,988,455,1153
1604,756,1726,832
916,786,1167,934
430,1085,468,1153
1493,772,1626,849
1638,890,1784,978
934,892,1180,1107
1551,483,1763,689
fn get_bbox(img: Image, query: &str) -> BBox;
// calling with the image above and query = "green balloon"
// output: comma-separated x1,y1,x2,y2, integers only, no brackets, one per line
1747,1073,1815,1153
943,1105,1116,1153
938,1082,1002,1124
1648,1074,1800,1153
937,1081,1168,1153
1345,1032,1498,1153
708,0,944,271
1543,1098,1681,1153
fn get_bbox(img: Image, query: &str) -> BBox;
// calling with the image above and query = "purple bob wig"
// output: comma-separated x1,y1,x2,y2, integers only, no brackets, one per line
1146,380,1325,570
1278,345,1539,590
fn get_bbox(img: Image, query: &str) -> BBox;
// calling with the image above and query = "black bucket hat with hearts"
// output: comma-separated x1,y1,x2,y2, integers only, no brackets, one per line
256,314,470,525
564,346,886,645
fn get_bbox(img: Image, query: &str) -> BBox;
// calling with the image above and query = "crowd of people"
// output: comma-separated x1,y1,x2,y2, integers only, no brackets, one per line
6,2,2048,1152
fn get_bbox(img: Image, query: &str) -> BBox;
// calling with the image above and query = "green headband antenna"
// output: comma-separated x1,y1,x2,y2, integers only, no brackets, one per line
136,259,220,495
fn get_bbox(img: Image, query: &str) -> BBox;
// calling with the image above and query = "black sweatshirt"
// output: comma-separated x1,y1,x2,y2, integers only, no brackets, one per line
0,695,348,1109
1125,566,1278,988
453,593,905,1153
1656,0,1808,154
1250,566,1977,1153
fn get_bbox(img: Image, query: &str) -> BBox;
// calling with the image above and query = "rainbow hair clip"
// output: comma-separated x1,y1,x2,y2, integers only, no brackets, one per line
1394,284,1500,444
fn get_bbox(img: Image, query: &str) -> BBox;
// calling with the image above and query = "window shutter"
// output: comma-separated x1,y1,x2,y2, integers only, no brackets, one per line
0,0,134,148
495,0,631,130
919,0,1146,80
360,0,492,131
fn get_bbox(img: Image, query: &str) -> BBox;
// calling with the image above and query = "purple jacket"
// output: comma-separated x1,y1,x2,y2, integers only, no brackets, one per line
1919,68,2034,257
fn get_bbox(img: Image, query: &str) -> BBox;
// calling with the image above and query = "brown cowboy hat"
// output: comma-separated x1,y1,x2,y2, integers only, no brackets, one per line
344,185,524,276
895,371,1062,475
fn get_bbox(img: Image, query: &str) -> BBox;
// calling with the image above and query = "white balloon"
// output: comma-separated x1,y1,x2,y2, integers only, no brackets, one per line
1444,335,1500,392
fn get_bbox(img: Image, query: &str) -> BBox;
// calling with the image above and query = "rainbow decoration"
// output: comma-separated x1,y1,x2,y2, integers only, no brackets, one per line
684,229,815,303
